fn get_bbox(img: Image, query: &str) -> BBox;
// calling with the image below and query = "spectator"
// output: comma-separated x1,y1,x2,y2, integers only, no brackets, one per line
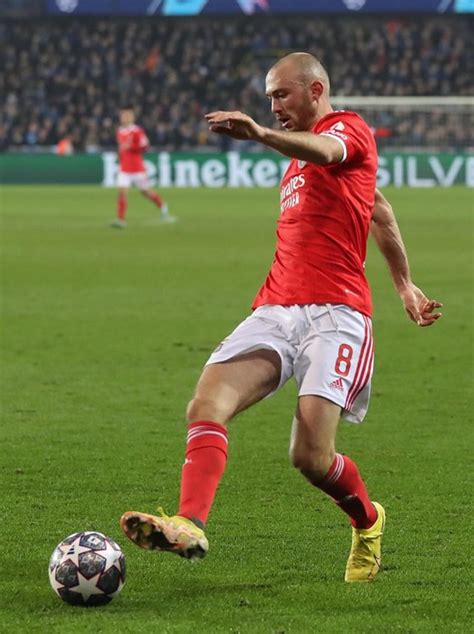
0,15,472,152
56,135,73,156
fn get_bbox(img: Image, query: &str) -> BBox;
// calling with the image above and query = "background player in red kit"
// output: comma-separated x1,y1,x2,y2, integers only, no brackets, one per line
112,106,174,228
120,54,442,582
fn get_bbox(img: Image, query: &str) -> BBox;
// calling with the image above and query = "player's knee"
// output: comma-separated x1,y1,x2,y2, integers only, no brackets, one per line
289,445,334,482
186,395,233,426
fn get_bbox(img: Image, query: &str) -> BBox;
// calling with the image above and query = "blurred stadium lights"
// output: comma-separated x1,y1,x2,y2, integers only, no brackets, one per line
1,0,473,16
0,0,473,15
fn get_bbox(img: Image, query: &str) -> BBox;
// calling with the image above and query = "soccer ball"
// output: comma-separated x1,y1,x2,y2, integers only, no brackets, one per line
48,531,126,606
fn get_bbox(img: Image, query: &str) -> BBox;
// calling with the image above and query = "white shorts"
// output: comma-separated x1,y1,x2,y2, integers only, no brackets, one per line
206,304,374,423
117,171,149,190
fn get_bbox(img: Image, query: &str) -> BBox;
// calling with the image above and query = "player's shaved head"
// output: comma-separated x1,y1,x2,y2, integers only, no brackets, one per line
269,52,330,93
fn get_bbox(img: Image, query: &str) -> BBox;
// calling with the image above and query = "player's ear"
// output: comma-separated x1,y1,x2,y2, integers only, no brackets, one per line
310,80,324,102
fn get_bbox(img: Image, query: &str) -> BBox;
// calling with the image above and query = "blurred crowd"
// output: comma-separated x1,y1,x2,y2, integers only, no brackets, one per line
1,15,472,152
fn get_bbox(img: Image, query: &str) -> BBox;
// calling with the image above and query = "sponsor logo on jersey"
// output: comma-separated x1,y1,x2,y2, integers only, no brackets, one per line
280,174,305,202
280,174,305,213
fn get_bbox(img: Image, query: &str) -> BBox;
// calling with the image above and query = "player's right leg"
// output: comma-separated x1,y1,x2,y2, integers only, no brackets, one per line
111,177,129,228
120,349,281,559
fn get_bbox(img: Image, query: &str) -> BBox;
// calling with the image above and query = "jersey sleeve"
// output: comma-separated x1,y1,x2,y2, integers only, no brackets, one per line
134,128,149,152
317,114,372,165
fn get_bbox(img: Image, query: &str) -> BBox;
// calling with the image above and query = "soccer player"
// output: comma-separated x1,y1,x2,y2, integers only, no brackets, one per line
112,106,174,228
120,54,442,582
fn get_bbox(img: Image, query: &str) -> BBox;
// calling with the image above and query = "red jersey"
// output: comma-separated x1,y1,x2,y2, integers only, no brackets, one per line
252,111,378,316
116,125,149,173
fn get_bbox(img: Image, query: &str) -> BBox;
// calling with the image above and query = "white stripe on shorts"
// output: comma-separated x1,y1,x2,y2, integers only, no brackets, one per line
345,316,373,411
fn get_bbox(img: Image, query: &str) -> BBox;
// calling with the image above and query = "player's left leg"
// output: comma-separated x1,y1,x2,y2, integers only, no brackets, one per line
289,395,385,582
141,187,176,223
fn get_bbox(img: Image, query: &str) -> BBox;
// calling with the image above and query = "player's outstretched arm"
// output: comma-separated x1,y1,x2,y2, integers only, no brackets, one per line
371,189,442,327
205,110,342,164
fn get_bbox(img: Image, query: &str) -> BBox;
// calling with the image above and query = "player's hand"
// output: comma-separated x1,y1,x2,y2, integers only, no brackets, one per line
205,111,264,141
399,283,442,327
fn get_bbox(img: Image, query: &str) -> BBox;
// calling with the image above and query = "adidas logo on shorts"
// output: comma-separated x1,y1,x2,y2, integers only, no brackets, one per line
329,377,344,392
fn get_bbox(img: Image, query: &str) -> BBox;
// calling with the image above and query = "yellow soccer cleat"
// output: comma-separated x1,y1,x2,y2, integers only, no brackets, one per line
344,501,385,582
120,508,208,561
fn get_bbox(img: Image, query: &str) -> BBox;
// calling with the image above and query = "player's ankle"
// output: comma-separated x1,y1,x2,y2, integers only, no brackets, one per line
189,516,205,530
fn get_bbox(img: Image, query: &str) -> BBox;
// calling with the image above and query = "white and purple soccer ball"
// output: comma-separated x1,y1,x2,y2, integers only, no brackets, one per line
49,531,126,607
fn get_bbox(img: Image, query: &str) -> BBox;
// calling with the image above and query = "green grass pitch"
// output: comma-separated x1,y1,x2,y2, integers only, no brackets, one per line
1,185,472,633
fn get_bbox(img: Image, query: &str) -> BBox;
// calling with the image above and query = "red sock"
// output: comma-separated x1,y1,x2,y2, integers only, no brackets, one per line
178,421,228,525
148,191,163,208
317,453,377,529
117,193,127,219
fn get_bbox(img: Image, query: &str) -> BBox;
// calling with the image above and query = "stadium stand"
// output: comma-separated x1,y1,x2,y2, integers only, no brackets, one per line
1,16,472,151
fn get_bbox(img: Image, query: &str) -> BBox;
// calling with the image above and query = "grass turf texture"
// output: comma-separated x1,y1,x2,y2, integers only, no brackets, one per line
1,185,472,633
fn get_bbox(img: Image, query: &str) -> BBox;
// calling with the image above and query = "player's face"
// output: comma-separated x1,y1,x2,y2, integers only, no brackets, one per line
265,66,318,132
119,110,135,126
